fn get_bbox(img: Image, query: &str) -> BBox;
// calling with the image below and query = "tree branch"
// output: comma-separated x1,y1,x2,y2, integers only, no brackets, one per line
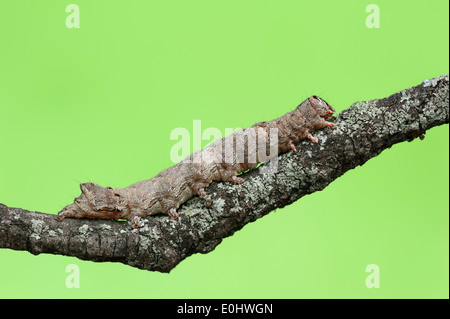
1,74,448,273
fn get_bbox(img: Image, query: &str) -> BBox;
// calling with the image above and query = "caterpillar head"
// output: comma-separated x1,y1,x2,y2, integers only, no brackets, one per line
309,96,335,118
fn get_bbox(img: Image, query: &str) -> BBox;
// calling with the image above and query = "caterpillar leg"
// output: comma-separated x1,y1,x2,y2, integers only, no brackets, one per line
57,211,68,221
231,175,244,184
168,207,180,220
197,188,207,198
130,215,144,228
219,167,245,184
325,121,336,127
307,133,318,143
288,143,297,152
197,187,214,207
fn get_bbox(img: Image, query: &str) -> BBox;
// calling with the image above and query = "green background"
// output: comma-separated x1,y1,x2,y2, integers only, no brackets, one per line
0,0,448,298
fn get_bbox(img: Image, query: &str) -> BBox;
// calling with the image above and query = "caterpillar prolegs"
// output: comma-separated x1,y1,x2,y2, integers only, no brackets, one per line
58,96,336,228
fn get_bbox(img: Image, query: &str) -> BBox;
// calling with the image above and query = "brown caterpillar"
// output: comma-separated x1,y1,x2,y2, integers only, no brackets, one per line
58,96,335,227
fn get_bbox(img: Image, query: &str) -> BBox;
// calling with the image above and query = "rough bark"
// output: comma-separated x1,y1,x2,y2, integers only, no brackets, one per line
0,74,448,273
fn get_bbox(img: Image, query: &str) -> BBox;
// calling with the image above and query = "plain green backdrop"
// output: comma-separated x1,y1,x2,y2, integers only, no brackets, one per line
0,0,448,298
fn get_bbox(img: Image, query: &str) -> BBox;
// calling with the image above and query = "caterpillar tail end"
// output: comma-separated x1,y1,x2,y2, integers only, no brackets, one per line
57,203,81,222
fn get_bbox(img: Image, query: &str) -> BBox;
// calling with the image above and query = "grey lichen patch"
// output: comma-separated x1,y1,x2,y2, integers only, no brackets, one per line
31,219,44,232
48,230,58,237
258,159,279,176
169,239,179,248
99,224,112,231
400,90,411,102
213,198,226,213
423,78,435,87
138,224,150,233
179,196,208,214
346,100,384,121
139,235,150,250
186,208,204,217
30,219,45,240
78,224,89,234
318,134,328,145
217,183,235,193
227,197,244,216
229,207,240,214
8,207,24,221
29,234,40,240
242,178,264,203
272,156,303,192
347,100,371,113
150,225,161,240
77,224,91,242
248,176,267,191
422,74,448,88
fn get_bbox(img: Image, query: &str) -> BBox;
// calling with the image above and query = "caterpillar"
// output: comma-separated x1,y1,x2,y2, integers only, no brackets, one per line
58,96,335,228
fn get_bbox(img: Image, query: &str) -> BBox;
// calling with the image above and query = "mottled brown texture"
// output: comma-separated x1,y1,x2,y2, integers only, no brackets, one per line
0,74,448,272
57,96,335,227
